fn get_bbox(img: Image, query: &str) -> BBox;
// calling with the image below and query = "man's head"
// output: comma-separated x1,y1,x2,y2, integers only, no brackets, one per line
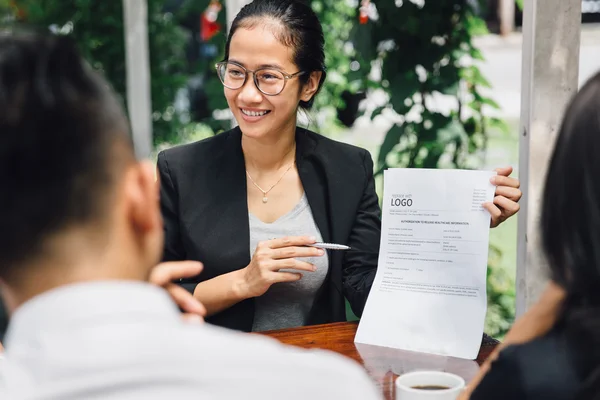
0,32,163,309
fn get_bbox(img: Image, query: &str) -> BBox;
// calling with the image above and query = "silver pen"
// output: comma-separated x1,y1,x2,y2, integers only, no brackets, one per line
308,242,351,251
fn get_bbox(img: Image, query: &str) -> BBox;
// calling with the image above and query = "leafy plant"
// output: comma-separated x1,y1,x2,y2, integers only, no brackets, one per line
0,0,15,18
309,0,364,131
354,0,508,174
172,0,231,135
13,0,188,144
485,244,516,338
516,0,524,10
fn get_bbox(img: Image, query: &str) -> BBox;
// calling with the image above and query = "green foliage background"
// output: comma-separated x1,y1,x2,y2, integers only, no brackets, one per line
12,0,188,144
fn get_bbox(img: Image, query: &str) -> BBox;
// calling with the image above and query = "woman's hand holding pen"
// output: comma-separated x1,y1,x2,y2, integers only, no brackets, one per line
236,236,324,298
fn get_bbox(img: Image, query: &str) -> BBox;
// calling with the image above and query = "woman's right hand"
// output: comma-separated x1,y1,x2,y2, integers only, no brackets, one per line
238,236,324,298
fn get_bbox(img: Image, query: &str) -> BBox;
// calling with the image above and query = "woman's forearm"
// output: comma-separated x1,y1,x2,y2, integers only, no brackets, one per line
192,269,250,317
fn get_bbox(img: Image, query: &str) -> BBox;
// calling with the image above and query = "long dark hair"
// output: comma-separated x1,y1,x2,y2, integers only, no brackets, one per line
224,0,326,110
541,71,600,398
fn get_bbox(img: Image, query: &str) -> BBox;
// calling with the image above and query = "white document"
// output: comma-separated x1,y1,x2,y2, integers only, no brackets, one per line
354,168,496,360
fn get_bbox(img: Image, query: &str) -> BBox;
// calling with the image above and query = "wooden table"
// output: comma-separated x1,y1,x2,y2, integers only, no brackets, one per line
263,321,498,400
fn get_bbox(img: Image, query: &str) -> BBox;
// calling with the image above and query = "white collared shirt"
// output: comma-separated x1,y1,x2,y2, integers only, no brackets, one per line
0,281,380,399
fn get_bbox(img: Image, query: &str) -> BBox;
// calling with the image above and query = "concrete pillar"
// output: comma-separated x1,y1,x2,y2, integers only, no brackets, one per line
226,0,251,30
225,0,251,128
498,0,515,36
123,0,153,159
516,0,582,316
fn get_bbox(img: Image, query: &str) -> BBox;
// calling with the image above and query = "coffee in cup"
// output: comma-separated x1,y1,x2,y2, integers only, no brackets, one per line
395,371,465,399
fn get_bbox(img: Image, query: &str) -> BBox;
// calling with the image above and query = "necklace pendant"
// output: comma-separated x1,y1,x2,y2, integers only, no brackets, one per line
262,196,268,203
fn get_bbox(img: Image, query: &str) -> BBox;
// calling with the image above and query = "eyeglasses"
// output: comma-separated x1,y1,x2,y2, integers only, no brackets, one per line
215,61,305,96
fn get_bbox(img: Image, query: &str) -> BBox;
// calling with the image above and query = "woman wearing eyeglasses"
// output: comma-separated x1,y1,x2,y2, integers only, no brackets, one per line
157,0,522,332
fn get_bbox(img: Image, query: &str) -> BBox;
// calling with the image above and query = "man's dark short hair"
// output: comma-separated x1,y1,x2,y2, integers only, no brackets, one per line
0,31,132,277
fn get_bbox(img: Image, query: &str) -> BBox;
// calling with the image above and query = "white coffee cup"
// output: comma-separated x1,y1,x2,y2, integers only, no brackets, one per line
395,371,465,400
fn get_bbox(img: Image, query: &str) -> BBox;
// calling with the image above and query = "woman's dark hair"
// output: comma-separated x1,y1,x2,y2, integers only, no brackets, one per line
224,0,326,110
0,31,131,278
541,71,600,398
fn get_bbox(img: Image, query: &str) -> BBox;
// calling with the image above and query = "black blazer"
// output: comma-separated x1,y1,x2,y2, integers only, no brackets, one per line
471,328,588,399
157,127,381,331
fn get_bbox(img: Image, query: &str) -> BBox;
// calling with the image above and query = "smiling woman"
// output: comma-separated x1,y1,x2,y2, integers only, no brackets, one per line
219,2,325,142
157,0,380,332
156,0,521,333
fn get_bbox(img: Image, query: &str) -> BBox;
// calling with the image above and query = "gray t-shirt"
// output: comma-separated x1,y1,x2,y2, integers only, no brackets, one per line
250,194,329,332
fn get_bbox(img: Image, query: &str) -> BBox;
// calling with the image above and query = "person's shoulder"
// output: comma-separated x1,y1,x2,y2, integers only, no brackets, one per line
304,128,370,160
473,331,581,400
157,128,237,169
503,330,579,372
301,129,375,181
185,323,381,399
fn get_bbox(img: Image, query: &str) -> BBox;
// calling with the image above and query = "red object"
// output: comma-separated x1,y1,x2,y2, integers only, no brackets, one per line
10,0,27,20
201,0,222,42
359,0,370,24
359,11,368,24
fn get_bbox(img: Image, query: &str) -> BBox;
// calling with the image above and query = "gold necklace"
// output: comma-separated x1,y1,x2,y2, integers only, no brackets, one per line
246,162,295,203
245,145,296,204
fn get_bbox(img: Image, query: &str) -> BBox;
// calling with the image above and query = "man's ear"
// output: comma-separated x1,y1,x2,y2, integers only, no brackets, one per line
124,161,161,234
0,280,17,316
301,71,323,103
